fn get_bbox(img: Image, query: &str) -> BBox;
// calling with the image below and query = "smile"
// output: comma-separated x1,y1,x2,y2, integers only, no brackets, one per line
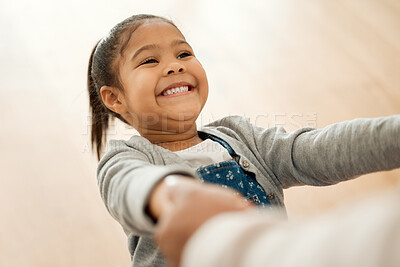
159,85,194,97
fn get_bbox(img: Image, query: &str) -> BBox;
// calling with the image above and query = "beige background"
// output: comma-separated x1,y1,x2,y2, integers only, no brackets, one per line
1,0,399,266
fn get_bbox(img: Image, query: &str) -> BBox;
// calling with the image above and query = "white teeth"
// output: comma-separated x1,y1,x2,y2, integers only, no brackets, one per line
162,86,189,96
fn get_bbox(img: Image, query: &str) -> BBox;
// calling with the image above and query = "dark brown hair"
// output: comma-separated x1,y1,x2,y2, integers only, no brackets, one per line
87,14,177,160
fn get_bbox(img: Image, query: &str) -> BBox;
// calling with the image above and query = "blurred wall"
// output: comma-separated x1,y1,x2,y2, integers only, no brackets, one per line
1,0,399,266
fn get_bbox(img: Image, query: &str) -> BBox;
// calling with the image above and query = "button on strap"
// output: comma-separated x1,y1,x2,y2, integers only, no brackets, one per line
242,160,250,168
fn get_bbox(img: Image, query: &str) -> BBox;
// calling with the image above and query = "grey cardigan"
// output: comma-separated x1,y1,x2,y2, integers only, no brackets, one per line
97,115,400,266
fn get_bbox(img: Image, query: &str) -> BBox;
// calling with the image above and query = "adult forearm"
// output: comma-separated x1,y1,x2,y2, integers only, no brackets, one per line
182,186,400,267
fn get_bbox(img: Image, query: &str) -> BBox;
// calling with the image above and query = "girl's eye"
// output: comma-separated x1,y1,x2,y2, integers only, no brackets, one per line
177,52,192,59
140,58,158,65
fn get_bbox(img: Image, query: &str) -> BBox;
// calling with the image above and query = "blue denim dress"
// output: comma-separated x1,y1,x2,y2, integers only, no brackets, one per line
197,133,272,207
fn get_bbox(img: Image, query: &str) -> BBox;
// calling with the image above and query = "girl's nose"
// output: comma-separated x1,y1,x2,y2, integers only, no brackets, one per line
163,62,186,76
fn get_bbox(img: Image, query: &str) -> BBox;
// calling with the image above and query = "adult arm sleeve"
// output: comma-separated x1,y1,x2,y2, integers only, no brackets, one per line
182,186,400,267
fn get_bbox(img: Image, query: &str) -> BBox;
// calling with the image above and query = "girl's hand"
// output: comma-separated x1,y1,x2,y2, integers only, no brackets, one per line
147,175,198,221
154,176,253,267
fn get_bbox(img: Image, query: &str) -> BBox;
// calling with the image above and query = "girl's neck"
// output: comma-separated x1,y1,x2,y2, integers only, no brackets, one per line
141,125,204,152
154,134,204,151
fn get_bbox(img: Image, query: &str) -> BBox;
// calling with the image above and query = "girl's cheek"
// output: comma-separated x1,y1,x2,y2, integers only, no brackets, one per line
190,62,206,75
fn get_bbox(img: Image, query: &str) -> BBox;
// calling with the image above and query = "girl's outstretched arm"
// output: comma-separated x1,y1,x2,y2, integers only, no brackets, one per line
97,144,198,237
252,115,400,188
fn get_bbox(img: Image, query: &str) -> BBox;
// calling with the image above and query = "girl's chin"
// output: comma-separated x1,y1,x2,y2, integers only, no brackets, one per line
166,105,202,118
169,111,200,121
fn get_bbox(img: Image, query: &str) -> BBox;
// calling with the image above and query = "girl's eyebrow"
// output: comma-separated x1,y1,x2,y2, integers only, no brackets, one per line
171,39,192,48
131,39,192,61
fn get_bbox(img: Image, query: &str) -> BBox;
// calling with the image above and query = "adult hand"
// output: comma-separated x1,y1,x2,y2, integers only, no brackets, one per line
154,176,253,267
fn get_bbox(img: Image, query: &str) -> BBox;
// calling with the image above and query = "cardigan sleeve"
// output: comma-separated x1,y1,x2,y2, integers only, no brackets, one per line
251,115,400,188
97,140,197,237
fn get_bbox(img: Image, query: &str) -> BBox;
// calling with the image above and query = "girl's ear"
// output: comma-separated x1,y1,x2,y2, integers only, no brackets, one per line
100,86,128,115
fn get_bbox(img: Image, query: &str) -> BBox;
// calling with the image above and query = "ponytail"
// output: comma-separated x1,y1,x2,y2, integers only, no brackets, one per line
87,42,110,160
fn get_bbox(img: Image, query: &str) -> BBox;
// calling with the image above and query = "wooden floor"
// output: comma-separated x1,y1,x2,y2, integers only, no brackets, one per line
1,0,399,266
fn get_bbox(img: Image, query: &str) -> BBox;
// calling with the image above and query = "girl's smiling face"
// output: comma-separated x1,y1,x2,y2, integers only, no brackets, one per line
115,21,209,136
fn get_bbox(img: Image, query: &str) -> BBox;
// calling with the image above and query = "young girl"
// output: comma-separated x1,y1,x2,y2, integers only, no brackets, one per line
88,14,400,267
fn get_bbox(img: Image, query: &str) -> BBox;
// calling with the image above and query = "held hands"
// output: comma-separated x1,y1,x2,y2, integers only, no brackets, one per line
151,175,253,267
